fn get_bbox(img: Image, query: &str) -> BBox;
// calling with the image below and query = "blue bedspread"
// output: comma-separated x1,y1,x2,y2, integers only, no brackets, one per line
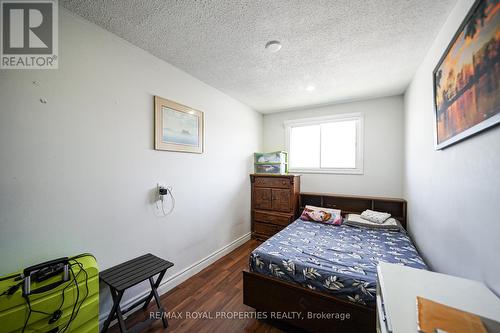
249,219,427,307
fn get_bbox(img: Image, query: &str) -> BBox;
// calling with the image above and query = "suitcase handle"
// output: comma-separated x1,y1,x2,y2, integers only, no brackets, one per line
23,257,68,276
23,258,70,296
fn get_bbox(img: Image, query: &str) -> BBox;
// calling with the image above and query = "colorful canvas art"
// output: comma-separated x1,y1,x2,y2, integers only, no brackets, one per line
433,0,500,149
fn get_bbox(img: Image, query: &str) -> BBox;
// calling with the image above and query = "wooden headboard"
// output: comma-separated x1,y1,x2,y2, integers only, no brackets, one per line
299,192,407,229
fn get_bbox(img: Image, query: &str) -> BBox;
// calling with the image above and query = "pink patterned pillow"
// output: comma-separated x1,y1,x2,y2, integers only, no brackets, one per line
300,205,342,225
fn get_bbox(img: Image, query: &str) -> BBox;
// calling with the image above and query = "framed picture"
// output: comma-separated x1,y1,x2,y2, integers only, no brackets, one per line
154,96,204,153
433,0,500,150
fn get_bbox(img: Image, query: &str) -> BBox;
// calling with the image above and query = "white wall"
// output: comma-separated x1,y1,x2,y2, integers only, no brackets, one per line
0,8,262,315
263,96,404,197
404,0,500,295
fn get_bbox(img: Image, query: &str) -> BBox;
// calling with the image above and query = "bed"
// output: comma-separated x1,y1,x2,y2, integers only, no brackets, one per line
243,193,427,333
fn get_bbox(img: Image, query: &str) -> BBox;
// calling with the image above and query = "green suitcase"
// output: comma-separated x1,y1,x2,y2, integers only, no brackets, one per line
0,254,99,333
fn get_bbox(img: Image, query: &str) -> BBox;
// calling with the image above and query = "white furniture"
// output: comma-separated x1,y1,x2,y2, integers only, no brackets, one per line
376,262,500,333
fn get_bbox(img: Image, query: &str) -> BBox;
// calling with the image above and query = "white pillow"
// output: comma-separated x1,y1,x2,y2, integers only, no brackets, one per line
360,209,391,224
345,214,400,230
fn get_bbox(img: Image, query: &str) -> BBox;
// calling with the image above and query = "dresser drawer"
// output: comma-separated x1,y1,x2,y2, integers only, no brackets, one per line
253,221,283,238
254,211,293,226
253,177,291,188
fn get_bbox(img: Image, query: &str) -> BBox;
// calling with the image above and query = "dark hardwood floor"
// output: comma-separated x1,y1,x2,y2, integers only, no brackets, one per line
108,239,293,333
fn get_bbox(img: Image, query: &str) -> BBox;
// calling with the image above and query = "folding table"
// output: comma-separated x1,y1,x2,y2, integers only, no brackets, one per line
100,254,174,333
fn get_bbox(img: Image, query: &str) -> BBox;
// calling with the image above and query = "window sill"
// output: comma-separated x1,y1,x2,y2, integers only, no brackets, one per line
289,168,364,175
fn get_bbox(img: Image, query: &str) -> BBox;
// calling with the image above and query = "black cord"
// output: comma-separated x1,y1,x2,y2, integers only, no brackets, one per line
68,261,89,321
58,259,90,333
21,297,32,333
0,282,22,297
21,273,75,333
20,257,92,333
57,265,80,333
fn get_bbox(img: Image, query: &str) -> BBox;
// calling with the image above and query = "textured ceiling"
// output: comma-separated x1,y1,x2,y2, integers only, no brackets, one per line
62,0,457,113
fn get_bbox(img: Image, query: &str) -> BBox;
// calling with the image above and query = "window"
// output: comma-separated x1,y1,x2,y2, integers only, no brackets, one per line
285,113,364,174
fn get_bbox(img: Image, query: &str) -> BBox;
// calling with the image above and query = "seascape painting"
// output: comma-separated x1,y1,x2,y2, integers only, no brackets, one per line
162,106,199,146
154,96,204,153
434,0,500,149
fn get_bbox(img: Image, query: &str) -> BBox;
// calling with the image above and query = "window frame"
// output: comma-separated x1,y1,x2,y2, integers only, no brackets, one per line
284,113,364,175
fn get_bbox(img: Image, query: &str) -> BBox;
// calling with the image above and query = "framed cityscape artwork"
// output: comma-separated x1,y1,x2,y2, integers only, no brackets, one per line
433,0,500,149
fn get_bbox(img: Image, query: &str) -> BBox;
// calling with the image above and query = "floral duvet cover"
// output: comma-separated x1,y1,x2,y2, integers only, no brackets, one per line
249,219,427,307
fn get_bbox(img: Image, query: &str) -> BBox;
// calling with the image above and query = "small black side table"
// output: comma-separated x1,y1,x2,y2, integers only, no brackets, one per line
100,253,174,333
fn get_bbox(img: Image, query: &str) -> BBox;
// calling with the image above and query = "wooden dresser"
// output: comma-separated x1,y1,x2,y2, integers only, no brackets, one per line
250,174,300,241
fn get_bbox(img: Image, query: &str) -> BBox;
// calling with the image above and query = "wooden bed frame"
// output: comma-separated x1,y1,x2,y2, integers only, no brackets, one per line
243,192,408,333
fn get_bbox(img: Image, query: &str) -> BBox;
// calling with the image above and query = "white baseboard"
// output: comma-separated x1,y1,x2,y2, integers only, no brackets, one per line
99,232,251,325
